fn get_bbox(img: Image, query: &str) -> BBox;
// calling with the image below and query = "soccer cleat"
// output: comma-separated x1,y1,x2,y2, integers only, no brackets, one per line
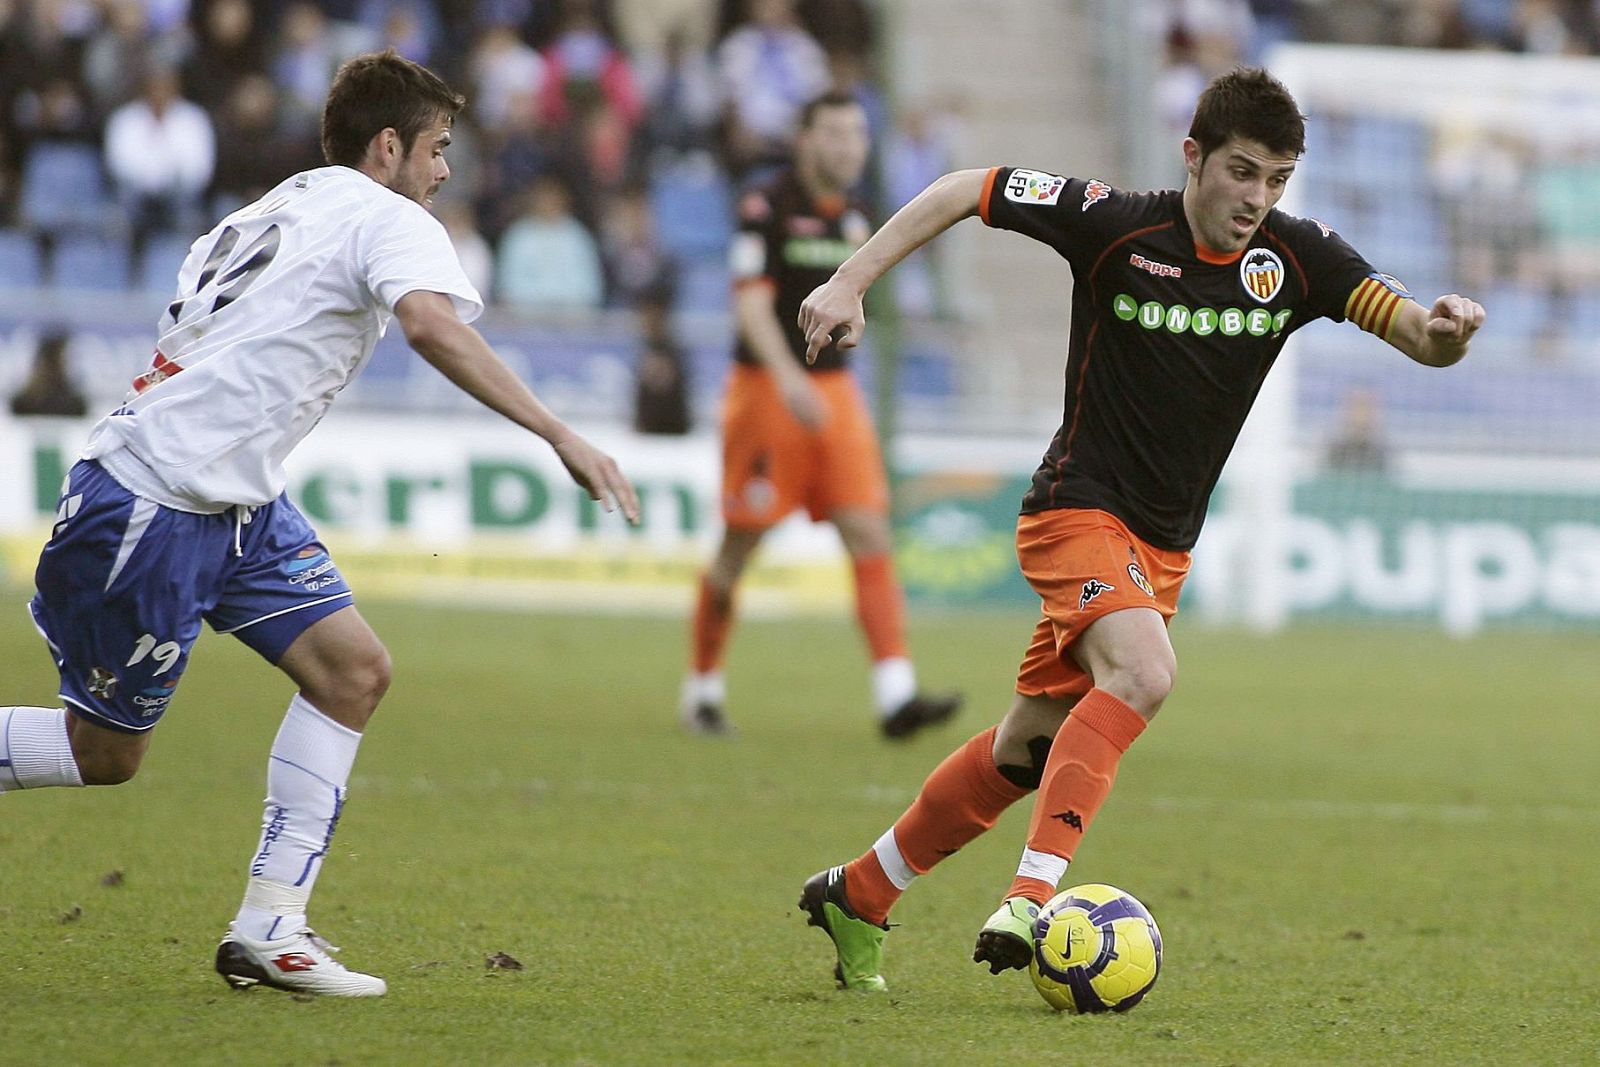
972,896,1039,975
799,866,888,991
681,699,734,736
880,691,963,740
679,676,734,735
215,926,387,997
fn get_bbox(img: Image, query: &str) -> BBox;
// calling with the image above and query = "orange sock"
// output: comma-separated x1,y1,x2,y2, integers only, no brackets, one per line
843,727,1030,924
690,575,735,673
1007,688,1147,904
851,554,908,661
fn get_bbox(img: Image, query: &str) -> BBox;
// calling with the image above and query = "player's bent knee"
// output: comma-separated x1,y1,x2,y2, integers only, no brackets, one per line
996,733,1053,790
1109,661,1176,717
73,745,144,786
301,642,391,726
342,645,392,711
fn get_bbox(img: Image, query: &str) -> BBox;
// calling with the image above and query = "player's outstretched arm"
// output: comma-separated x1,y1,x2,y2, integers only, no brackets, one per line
396,290,640,523
1386,294,1485,368
799,168,988,364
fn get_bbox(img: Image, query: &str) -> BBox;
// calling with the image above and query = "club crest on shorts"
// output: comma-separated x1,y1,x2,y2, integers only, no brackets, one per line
87,667,119,700
1240,248,1284,303
735,476,776,517
1078,579,1114,610
1127,562,1155,597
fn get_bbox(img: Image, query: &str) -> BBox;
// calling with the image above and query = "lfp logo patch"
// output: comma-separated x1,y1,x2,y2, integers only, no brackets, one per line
1240,248,1284,303
1005,169,1066,206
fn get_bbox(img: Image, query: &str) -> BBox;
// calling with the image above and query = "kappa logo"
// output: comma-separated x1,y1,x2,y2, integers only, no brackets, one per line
1081,178,1112,212
1241,248,1285,303
1050,809,1085,831
1078,579,1114,609
1129,253,1181,279
1005,169,1067,206
1127,562,1154,597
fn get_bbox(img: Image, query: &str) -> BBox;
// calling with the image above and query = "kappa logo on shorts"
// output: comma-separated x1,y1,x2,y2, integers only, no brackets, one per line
86,667,119,701
1078,579,1114,610
1127,562,1154,597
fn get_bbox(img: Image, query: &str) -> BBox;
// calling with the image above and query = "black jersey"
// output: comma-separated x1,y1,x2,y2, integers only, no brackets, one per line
730,168,872,373
982,166,1397,551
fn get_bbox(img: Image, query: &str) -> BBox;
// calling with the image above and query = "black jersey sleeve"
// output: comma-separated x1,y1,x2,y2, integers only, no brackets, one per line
1269,211,1386,324
980,166,1131,271
729,186,777,285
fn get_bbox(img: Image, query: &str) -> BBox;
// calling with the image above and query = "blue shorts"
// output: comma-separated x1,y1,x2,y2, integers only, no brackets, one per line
29,459,355,734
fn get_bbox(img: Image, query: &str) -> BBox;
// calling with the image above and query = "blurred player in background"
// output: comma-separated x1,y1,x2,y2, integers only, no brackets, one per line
0,52,638,997
680,91,961,739
795,68,1484,990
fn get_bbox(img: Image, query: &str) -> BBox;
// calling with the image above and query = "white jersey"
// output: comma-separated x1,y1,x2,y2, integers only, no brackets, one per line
84,166,483,512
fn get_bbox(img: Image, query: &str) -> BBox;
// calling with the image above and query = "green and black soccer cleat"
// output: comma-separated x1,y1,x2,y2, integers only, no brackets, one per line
972,896,1039,975
799,866,889,991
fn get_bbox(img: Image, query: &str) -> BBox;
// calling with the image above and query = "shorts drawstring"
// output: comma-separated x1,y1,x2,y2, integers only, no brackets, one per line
231,505,257,557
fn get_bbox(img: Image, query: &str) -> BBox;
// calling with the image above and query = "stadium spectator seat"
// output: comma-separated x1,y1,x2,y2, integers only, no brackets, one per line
51,235,130,291
674,261,730,313
138,232,194,295
0,229,44,287
20,143,112,234
650,155,733,260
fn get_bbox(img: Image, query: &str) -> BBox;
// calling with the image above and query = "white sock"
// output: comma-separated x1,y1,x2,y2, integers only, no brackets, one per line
1016,847,1070,891
234,695,362,941
0,707,84,791
872,828,918,891
872,657,916,716
681,671,726,708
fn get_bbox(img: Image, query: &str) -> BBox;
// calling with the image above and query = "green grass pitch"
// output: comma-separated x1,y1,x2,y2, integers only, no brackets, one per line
2,595,1597,1065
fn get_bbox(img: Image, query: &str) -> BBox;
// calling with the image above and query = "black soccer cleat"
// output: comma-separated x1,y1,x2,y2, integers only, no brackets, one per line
683,700,734,736
880,691,963,740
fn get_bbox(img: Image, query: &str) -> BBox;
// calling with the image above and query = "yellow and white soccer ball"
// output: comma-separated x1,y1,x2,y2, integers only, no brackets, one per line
1028,883,1162,1013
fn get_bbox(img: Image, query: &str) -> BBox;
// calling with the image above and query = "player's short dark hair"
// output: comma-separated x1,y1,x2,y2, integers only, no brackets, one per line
799,91,865,130
321,50,465,167
1188,67,1306,160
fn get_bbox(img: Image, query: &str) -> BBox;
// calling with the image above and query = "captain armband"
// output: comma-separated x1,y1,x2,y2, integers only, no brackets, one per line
1345,272,1413,342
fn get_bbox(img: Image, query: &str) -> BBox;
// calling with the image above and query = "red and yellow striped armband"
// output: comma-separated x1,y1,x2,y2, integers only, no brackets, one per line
1344,273,1411,342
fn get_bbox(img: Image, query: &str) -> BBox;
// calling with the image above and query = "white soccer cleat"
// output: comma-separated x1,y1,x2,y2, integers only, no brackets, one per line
215,926,387,997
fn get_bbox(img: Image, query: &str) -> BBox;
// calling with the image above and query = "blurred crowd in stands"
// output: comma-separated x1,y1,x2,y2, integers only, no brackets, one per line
0,0,954,321
1,0,1597,391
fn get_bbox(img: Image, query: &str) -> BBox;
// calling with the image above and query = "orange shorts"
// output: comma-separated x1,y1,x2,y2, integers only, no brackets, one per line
720,364,889,528
1014,508,1191,699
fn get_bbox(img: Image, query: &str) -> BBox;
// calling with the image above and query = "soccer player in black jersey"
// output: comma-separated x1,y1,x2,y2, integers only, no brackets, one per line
680,92,961,739
794,68,1484,991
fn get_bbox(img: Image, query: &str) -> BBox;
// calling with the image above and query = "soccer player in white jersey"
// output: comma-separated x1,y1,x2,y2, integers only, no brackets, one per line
0,52,638,997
